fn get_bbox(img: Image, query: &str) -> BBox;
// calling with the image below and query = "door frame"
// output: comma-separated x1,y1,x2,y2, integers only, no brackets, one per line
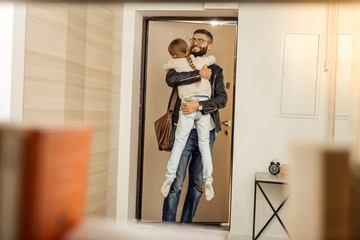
116,3,239,225
136,16,238,221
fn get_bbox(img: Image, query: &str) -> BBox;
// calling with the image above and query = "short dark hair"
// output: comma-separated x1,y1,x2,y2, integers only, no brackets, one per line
193,29,213,43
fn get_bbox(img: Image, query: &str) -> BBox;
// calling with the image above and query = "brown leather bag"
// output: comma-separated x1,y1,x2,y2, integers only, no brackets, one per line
154,89,178,151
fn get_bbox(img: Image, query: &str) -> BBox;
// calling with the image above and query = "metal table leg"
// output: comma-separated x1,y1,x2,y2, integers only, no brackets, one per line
252,181,291,240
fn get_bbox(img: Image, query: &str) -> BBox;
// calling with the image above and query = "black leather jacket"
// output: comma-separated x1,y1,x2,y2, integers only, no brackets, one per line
166,64,227,132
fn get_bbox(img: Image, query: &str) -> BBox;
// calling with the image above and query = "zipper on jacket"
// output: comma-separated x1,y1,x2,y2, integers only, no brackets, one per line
204,107,217,113
212,74,217,88
180,75,200,82
211,74,217,97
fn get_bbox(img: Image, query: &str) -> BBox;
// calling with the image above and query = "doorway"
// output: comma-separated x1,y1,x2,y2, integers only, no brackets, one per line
137,17,237,223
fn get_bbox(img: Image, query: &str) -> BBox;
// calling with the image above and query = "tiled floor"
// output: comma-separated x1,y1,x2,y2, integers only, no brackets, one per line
190,225,229,240
137,222,229,240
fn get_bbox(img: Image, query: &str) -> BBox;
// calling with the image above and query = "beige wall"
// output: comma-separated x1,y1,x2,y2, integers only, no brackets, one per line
22,2,123,217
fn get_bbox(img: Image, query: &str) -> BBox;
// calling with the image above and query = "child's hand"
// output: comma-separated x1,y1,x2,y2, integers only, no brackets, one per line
200,65,212,80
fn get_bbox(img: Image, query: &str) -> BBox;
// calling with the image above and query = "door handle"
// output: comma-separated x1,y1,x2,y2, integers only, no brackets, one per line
221,120,231,127
226,82,231,89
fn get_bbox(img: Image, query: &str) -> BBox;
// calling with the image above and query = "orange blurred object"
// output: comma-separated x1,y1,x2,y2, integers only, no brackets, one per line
279,164,290,179
0,125,92,240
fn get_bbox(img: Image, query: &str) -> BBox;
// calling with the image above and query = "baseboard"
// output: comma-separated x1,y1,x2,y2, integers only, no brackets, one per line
228,233,250,240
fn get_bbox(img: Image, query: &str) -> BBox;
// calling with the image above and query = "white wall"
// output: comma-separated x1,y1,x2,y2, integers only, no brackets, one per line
334,3,354,144
0,2,14,123
0,2,26,123
10,3,26,123
231,2,328,239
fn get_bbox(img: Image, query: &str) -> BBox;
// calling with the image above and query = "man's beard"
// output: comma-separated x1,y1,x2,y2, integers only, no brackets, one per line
190,45,208,57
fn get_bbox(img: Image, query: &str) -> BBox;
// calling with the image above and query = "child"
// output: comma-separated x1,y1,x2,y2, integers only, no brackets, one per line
161,38,215,201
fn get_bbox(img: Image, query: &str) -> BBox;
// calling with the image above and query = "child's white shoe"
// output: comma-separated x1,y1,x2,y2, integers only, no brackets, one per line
205,181,214,201
161,179,174,198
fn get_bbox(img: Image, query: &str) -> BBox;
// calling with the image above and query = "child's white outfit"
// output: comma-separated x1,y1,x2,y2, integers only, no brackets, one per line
162,55,215,200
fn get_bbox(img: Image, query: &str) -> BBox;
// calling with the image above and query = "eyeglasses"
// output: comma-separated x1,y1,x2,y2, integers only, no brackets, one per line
189,38,208,44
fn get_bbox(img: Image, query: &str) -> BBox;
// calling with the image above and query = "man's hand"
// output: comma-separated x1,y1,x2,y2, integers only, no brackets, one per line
181,99,200,115
199,64,212,80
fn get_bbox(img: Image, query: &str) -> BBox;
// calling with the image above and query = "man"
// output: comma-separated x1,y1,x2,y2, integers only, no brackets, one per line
162,29,227,223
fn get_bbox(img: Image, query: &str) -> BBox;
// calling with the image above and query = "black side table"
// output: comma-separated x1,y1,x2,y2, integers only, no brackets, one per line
252,172,290,240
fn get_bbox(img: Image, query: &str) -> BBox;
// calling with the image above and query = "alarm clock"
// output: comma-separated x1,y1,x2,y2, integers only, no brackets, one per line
269,160,280,175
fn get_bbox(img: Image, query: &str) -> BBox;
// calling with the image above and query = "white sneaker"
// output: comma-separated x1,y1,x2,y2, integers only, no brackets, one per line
161,179,174,197
205,181,214,201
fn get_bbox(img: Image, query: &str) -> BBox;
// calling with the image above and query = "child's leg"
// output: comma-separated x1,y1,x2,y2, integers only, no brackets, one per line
162,100,196,197
194,110,214,201
195,113,213,182
165,110,196,179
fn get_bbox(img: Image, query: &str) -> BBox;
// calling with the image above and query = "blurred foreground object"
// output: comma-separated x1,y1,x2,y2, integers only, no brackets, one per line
280,164,290,179
288,144,359,240
64,219,219,240
0,125,92,240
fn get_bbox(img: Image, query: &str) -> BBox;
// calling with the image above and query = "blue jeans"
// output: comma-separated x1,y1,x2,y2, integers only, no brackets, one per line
162,126,215,223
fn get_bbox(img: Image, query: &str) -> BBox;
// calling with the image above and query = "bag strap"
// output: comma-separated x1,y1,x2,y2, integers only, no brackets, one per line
168,88,178,112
